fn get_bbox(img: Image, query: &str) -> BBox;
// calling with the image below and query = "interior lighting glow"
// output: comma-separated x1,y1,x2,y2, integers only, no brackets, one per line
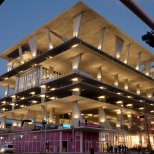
71,78,79,82
72,44,78,48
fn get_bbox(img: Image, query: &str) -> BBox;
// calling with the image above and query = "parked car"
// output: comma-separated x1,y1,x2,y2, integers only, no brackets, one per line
0,144,14,153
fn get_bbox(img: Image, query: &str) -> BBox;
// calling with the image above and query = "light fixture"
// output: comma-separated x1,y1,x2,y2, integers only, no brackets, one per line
150,110,154,113
139,107,144,110
40,94,45,98
50,88,56,91
30,91,35,95
127,95,132,98
11,95,16,98
71,78,79,82
49,56,52,59
117,92,121,95
98,95,105,99
126,104,133,107
72,88,80,92
50,97,55,100
116,101,123,104
72,44,78,48
4,77,8,80
21,97,25,100
1,101,6,104
40,85,46,88
99,86,104,89
32,100,37,103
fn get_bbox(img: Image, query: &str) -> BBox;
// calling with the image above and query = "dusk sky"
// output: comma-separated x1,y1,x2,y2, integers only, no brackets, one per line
0,0,153,75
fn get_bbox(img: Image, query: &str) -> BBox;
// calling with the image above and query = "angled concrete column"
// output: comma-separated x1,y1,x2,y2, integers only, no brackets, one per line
98,108,111,129
41,105,47,121
23,110,36,130
46,29,53,50
124,79,129,91
28,36,37,58
116,110,123,129
127,113,132,129
124,44,131,64
146,88,154,99
114,74,119,87
1,116,6,130
4,84,9,97
73,13,82,37
72,101,82,127
11,113,17,131
71,53,82,71
49,108,55,123
136,52,142,70
144,59,151,76
97,66,103,81
115,36,124,60
18,46,24,64
136,84,141,95
41,85,46,103
98,27,106,50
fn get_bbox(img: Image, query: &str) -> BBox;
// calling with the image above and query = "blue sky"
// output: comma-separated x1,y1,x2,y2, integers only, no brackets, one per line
0,0,153,74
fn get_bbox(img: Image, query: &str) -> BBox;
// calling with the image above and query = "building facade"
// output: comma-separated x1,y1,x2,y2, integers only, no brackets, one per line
0,2,154,153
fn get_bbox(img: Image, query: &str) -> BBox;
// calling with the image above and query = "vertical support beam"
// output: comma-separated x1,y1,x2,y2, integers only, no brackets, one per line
11,113,17,131
116,110,122,129
115,36,124,60
73,13,82,37
1,116,6,130
98,108,110,129
96,66,103,81
59,131,62,153
144,59,151,76
80,132,83,153
72,101,82,127
136,84,141,95
124,78,129,91
41,105,47,121
18,46,24,64
127,113,132,129
49,108,55,123
114,74,119,87
4,84,9,97
46,29,53,50
136,52,142,70
41,85,46,103
28,36,37,58
71,53,82,71
98,27,106,50
124,44,131,64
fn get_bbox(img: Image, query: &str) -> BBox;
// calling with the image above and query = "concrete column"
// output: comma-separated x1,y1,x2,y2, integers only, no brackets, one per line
73,13,82,37
41,85,46,103
28,36,37,58
127,113,132,129
1,116,6,130
136,52,142,70
144,59,151,76
96,66,103,81
146,88,154,99
49,108,55,123
98,27,106,50
41,105,47,121
80,132,83,152
71,53,82,71
116,110,122,129
72,101,82,127
4,84,9,97
114,74,119,87
98,108,110,129
124,79,129,91
124,44,131,64
11,113,17,131
115,36,124,60
46,29,53,50
18,46,24,64
136,84,141,95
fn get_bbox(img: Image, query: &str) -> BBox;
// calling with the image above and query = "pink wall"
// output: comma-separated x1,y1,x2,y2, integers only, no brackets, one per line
0,129,99,153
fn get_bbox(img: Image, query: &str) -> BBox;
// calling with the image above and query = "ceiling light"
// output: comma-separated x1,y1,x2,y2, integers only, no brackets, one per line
72,88,80,92
71,78,79,82
98,95,105,99
72,44,78,48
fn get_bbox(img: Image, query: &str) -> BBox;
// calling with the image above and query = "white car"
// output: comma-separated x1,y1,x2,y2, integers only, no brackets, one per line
0,144,14,153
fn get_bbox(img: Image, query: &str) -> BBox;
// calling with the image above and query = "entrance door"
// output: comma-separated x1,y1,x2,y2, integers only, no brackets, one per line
85,141,92,152
62,141,67,152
